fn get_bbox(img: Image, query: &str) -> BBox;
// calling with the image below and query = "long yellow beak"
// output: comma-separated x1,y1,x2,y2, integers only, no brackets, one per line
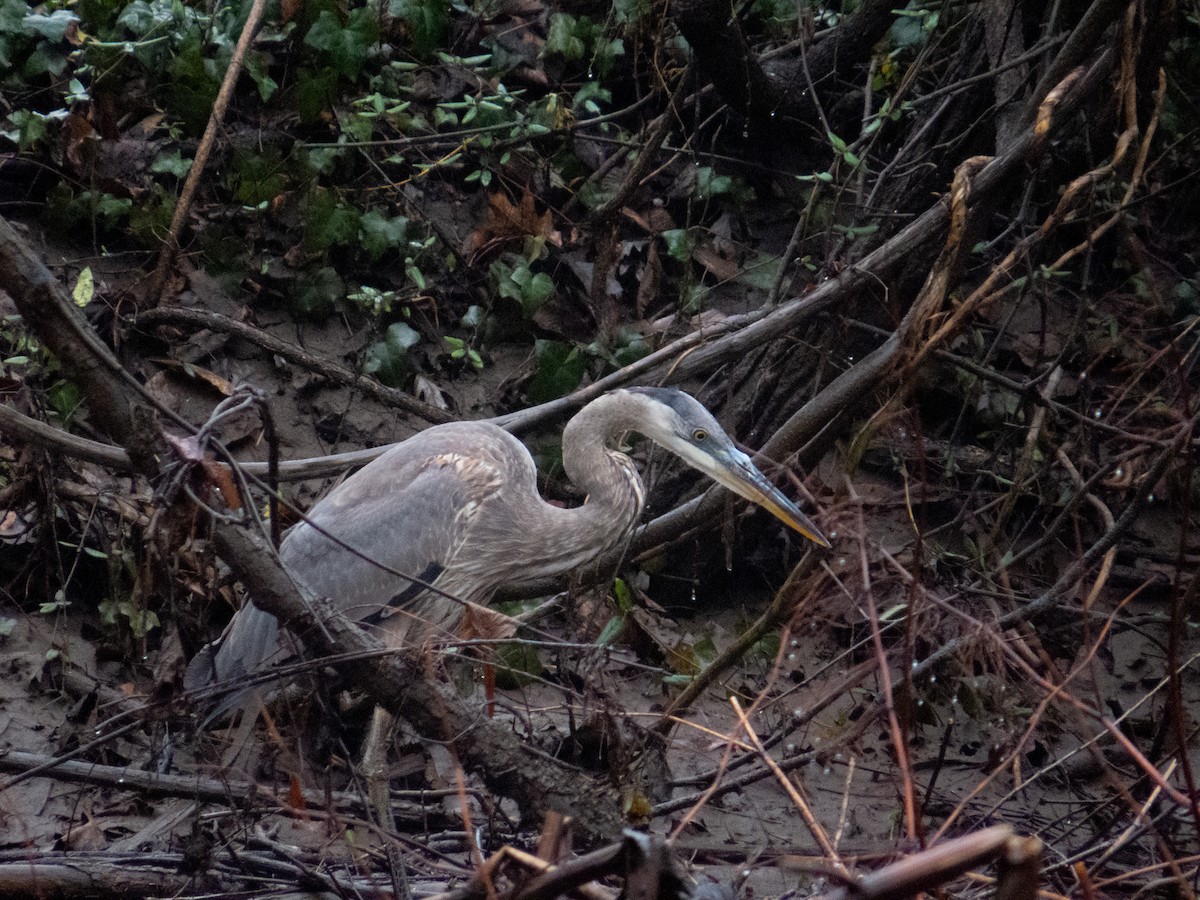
705,448,830,548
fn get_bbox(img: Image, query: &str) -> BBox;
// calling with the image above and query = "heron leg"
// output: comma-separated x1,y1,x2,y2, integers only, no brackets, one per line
362,704,397,830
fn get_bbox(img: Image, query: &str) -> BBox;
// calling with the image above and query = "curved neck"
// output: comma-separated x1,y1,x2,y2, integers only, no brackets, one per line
558,392,647,547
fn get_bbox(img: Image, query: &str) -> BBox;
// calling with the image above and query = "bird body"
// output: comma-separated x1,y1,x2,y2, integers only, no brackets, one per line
187,387,827,712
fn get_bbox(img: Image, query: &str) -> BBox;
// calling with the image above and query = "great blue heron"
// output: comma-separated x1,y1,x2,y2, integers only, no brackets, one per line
187,386,828,822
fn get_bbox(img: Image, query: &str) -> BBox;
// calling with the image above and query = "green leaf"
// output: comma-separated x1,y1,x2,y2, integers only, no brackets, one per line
388,0,447,59
229,148,288,205
150,150,193,178
595,616,625,647
613,577,633,613
494,259,554,318
304,7,378,78
89,192,132,223
694,166,733,199
296,66,338,124
386,321,422,352
572,80,611,114
524,339,584,404
461,304,485,328
733,249,783,292
22,8,77,40
360,210,408,260
291,266,343,319
516,271,554,317
169,36,221,134
47,379,82,425
303,188,360,251
244,48,279,101
364,322,420,386
661,228,691,261
494,642,541,688
545,13,585,59
2,109,50,150
72,267,94,307
611,326,648,368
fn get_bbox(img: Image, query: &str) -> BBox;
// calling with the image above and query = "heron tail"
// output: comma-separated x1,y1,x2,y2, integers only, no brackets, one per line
185,602,283,724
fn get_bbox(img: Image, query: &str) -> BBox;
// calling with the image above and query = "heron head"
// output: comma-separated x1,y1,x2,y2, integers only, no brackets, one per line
621,387,830,547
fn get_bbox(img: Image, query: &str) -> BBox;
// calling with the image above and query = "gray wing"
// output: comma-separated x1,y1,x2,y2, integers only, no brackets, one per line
185,422,529,714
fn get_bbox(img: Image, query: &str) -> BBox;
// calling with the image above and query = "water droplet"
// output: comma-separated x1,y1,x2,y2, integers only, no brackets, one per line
117,777,125,784
1079,372,1087,381
822,767,831,775
929,674,936,684
847,355,855,362
770,110,777,118
1115,467,1123,477
837,557,847,567
1094,408,1102,419
787,652,797,661
786,743,796,754
790,639,799,648
829,531,838,539
916,699,924,707
1148,494,1155,503
794,707,805,718
951,695,959,704
741,870,751,879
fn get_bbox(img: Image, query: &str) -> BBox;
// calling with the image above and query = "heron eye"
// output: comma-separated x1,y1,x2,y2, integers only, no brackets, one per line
692,429,708,441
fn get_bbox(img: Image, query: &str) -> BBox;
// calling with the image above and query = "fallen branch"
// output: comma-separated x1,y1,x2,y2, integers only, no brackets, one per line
134,306,455,425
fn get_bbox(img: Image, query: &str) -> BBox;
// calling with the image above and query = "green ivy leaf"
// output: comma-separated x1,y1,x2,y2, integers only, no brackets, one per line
364,321,420,386
545,13,585,59
494,642,541,688
304,7,378,78
524,339,584,404
661,228,691,262
291,266,343,319
388,0,447,60
360,210,408,260
22,9,77,40
296,66,338,124
303,188,360,251
169,36,221,134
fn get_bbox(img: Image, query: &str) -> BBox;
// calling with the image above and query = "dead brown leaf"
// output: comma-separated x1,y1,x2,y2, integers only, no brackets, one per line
462,189,561,262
